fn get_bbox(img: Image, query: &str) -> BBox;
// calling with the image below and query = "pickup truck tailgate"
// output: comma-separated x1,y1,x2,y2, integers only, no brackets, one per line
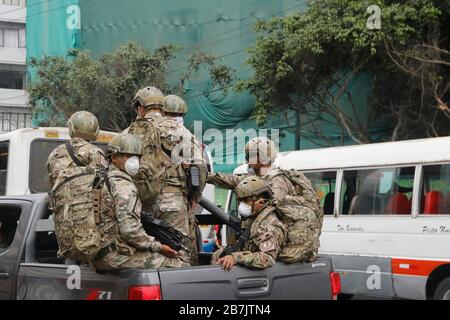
158,258,333,300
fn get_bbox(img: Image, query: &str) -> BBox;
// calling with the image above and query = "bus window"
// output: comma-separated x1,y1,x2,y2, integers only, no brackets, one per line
341,167,415,215
420,164,450,215
304,171,337,215
0,141,8,196
29,139,108,194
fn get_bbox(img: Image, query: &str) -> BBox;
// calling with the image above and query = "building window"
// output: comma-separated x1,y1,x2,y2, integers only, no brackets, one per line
0,112,32,132
0,28,25,48
341,167,415,215
0,70,24,89
1,0,26,6
18,28,25,48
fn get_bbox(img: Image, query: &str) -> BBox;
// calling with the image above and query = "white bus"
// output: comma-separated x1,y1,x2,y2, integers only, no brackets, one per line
225,137,450,300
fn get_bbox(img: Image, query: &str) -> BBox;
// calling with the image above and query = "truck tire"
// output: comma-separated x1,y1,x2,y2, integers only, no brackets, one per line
433,277,450,300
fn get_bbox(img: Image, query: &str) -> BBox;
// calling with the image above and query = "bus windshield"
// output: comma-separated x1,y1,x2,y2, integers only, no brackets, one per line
29,139,108,194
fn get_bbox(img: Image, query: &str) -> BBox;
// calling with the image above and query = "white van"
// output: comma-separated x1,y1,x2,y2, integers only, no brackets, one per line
225,137,450,300
0,127,116,196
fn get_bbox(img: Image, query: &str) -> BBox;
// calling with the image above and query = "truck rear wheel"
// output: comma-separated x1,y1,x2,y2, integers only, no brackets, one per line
433,277,450,300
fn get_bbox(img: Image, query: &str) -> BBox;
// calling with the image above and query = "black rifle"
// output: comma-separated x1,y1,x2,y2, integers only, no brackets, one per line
198,196,241,233
141,213,192,252
198,196,250,258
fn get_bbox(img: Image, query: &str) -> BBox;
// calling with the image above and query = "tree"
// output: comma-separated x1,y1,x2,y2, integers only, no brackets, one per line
28,42,233,131
237,0,450,146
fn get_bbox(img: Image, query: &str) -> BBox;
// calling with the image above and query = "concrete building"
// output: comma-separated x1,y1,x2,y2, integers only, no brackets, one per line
0,0,30,134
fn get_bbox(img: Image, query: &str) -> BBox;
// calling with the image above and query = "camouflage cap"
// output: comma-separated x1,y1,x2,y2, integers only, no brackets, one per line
163,95,188,114
67,111,99,141
132,86,165,110
106,133,142,157
236,176,272,200
245,136,278,165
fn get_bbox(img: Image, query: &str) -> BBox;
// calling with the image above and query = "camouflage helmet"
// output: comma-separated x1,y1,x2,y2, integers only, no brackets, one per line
106,133,142,157
163,95,188,114
132,86,165,110
236,176,272,200
245,136,278,165
67,111,99,141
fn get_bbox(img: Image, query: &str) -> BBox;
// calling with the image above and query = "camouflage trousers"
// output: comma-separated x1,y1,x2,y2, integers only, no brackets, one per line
92,250,189,272
152,191,198,265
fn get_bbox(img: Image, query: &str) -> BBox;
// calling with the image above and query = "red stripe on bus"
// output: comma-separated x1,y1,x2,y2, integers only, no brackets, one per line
391,259,450,276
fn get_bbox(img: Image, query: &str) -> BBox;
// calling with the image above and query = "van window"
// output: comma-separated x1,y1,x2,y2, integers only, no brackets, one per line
0,206,20,252
0,141,8,196
341,167,415,215
420,164,450,215
304,171,337,215
29,139,108,194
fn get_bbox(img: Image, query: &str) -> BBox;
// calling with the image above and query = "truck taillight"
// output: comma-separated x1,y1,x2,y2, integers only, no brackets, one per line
330,272,341,298
128,285,161,300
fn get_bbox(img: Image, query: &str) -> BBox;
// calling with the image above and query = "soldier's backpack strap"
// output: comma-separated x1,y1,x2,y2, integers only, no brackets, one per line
65,141,87,167
51,171,92,195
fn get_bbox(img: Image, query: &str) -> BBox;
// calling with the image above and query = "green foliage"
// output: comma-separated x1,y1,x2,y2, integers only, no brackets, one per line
28,42,233,131
239,0,449,144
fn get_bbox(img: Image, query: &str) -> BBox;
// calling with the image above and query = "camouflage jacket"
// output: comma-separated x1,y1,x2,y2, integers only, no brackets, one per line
46,137,107,187
98,164,161,255
231,206,287,269
208,167,296,204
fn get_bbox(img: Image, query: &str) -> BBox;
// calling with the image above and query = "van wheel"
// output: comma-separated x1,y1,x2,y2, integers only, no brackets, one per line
433,277,450,300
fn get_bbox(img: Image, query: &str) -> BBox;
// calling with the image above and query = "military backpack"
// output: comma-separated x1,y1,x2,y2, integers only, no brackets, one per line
49,141,107,262
271,169,324,263
127,118,165,206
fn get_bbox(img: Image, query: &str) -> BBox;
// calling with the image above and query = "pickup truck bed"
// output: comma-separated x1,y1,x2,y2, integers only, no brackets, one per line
0,194,338,300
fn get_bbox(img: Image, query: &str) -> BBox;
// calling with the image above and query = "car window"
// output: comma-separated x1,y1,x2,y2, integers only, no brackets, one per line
0,141,8,196
0,206,20,252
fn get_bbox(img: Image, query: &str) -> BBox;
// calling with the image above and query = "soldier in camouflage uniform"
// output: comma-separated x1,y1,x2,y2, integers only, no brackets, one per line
162,94,208,265
207,137,297,204
214,177,287,270
209,137,322,263
46,111,108,187
128,88,198,265
91,133,189,271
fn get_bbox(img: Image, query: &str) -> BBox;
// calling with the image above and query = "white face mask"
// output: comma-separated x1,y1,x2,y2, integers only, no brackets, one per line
175,116,184,126
124,156,140,176
238,202,252,218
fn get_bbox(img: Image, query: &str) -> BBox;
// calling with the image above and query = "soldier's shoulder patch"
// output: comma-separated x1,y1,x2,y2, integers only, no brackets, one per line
259,239,276,253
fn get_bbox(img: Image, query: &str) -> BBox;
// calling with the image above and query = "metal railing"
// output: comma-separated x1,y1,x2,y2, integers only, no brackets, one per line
0,111,32,132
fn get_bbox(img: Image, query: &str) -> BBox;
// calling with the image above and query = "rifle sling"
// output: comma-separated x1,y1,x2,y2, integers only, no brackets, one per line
65,141,86,167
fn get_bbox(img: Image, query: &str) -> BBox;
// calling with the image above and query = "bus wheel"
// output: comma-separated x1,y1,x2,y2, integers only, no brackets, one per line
433,277,450,300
